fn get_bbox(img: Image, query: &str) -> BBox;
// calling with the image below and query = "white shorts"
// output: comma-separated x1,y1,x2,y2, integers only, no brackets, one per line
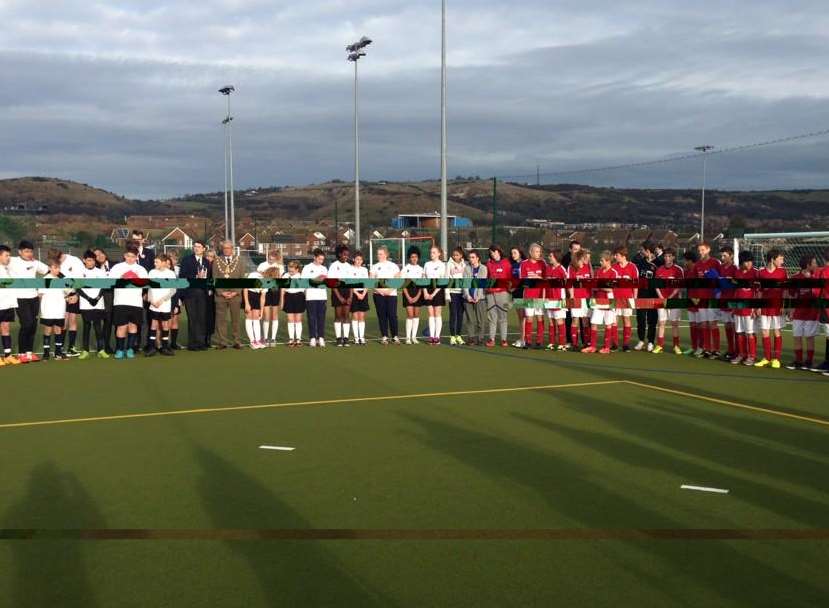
546,309,566,320
570,301,590,319
524,307,545,317
615,298,635,317
824,323,829,337
591,309,617,326
734,315,756,334
718,310,734,324
792,320,819,338
687,310,701,324
760,315,784,332
658,308,682,323
696,309,719,323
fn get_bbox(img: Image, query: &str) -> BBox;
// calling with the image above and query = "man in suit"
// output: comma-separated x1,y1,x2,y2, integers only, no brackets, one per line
179,240,211,351
213,240,245,349
131,230,156,272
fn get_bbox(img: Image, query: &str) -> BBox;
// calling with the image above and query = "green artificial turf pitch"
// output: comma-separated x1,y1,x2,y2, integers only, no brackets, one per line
1,325,829,606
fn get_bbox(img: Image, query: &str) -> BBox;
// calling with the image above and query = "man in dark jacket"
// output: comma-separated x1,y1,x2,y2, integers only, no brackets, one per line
634,241,658,350
179,240,211,350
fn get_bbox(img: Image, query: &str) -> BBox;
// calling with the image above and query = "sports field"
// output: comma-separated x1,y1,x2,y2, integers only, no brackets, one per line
2,323,829,607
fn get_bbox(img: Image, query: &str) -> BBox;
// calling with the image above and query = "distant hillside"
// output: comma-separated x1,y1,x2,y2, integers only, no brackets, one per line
4,176,829,236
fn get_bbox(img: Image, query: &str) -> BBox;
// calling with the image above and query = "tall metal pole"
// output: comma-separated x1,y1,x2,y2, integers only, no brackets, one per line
227,93,236,246
491,177,497,244
354,60,361,250
439,0,448,255
694,145,714,241
223,121,229,241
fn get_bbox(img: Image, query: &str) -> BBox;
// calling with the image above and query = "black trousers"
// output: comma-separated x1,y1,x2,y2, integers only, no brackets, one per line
449,293,465,336
306,300,327,339
373,294,399,338
184,290,208,348
101,290,114,352
636,309,658,344
16,297,39,354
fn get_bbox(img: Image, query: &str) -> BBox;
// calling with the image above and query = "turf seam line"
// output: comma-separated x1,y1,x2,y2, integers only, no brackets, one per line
0,381,624,431
622,381,829,429
1,529,828,541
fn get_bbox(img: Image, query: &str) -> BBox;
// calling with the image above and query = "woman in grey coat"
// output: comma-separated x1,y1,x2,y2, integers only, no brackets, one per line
463,251,488,345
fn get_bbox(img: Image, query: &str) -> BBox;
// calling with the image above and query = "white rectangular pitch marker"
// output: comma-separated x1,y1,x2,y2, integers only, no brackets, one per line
681,485,729,494
259,446,295,452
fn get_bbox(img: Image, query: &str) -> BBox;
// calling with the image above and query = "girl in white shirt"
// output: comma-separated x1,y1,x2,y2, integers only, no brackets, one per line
423,246,447,345
38,259,71,360
243,270,267,349
301,249,329,347
257,250,284,346
350,251,370,345
370,246,401,345
401,247,425,344
328,244,354,347
281,261,306,347
77,250,108,359
446,247,467,345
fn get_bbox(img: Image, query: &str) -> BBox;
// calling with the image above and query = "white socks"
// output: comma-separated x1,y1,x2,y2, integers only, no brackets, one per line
335,322,342,339
291,322,302,341
406,318,420,340
343,322,351,340
435,316,442,338
262,321,270,341
245,319,261,343
350,320,366,343
270,320,279,341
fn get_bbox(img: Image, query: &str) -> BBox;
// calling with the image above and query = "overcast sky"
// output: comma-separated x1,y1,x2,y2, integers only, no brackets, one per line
2,0,828,199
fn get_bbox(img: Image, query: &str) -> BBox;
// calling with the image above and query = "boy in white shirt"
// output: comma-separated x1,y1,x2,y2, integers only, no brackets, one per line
39,258,72,360
0,245,20,365
55,248,85,356
147,254,177,356
108,244,150,359
10,240,49,362
301,249,329,347
77,250,110,360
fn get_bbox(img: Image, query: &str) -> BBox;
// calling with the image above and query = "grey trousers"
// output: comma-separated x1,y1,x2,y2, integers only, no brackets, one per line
486,292,511,341
464,299,487,340
214,294,242,346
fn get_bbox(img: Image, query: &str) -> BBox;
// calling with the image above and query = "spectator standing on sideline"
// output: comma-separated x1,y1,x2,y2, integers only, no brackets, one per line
634,242,658,351
486,245,513,347
212,240,245,350
179,240,211,351
463,251,488,345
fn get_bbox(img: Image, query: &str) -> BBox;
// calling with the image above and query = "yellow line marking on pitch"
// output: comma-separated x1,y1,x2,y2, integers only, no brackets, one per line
624,381,829,429
0,381,624,431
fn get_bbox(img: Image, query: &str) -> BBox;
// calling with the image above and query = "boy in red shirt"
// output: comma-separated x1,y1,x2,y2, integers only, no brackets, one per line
682,249,701,355
817,249,829,374
787,255,819,370
755,249,787,369
691,242,722,358
520,243,547,349
544,249,569,351
731,251,759,366
583,251,618,355
612,247,639,351
718,246,738,359
653,248,684,354
568,250,593,350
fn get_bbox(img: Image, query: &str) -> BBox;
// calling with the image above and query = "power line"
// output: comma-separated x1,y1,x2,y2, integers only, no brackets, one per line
496,127,829,182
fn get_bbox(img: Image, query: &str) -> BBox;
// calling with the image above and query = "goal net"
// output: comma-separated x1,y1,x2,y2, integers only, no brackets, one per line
369,236,436,265
739,232,829,273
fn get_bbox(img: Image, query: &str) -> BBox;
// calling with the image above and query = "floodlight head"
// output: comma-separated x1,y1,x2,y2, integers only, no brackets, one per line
346,36,372,54
219,85,235,95
359,36,373,47
222,117,233,125
348,51,367,62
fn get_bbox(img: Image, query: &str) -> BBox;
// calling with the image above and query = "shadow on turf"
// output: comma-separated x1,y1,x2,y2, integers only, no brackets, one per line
512,393,829,527
2,462,105,607
400,411,828,606
193,446,394,607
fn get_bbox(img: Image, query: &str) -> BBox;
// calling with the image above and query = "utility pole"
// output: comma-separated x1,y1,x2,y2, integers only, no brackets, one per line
694,145,714,241
491,177,497,245
439,0,449,255
347,36,372,250
219,85,236,245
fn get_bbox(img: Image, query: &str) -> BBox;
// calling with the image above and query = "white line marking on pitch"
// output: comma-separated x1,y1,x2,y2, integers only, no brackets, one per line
681,485,729,494
259,446,295,452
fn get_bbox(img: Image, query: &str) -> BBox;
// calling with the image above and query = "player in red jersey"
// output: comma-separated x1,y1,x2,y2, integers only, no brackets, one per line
787,255,820,371
519,243,547,349
731,251,759,366
583,251,618,354
612,247,639,351
691,242,722,358
653,248,684,354
568,250,593,349
816,248,829,374
544,249,569,351
718,246,738,359
682,249,701,355
754,249,787,369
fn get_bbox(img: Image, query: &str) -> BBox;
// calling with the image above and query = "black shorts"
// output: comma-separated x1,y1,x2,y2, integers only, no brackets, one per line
242,296,262,311
113,305,143,327
150,310,172,322
66,300,81,314
40,318,65,328
265,289,280,307
331,287,352,307
0,308,16,323
424,288,446,307
351,293,370,313
81,309,106,322
283,292,306,314
404,284,423,306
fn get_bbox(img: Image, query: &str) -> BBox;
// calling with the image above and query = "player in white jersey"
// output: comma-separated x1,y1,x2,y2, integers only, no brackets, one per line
76,250,109,360
0,245,20,365
147,254,178,356
401,247,425,344
446,247,467,345
257,250,284,346
282,260,306,347
242,269,267,349
423,246,447,345
39,258,72,360
370,245,401,345
328,244,355,346
350,251,370,345
10,240,49,362
108,244,150,359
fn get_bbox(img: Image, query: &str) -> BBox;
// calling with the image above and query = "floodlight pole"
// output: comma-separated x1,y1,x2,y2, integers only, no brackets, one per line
354,58,361,249
439,0,448,255
220,86,237,246
695,145,714,241
223,121,229,241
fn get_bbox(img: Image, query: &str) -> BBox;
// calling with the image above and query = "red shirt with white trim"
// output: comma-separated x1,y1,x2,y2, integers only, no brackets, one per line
791,271,820,321
544,263,568,302
568,265,593,301
690,257,722,299
612,262,638,299
733,267,759,317
520,259,547,299
758,266,787,316
655,264,684,299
